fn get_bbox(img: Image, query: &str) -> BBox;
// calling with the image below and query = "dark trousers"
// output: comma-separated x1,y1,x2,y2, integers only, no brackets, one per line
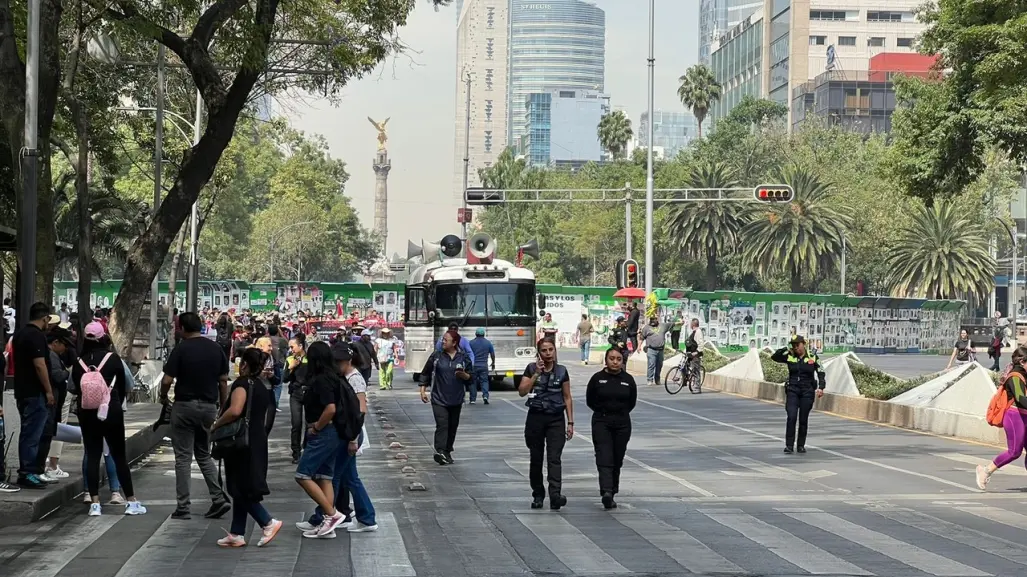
670,330,681,350
80,407,135,497
628,334,639,354
230,498,272,536
592,413,631,495
16,394,48,477
431,404,462,453
524,411,566,499
35,389,64,472
290,393,304,459
785,387,816,449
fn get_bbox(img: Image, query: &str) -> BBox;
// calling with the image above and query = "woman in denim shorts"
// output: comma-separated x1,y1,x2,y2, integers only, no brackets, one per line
294,341,349,539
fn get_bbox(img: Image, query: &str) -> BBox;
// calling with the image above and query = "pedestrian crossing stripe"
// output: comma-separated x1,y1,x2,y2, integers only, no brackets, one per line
5,504,1027,576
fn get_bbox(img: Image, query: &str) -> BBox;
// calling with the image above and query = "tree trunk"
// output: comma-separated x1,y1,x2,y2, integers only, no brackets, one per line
790,265,803,293
71,100,91,342
165,226,187,350
705,250,717,290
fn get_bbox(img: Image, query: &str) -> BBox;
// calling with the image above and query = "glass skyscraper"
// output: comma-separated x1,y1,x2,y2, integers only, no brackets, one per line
700,0,764,63
507,0,605,148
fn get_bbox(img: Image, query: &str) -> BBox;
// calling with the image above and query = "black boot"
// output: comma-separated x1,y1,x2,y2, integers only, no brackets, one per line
531,496,544,509
550,494,567,510
601,492,616,510
784,446,794,454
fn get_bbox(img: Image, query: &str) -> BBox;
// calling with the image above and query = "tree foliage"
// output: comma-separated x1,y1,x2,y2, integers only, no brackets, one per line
677,64,721,138
597,111,632,160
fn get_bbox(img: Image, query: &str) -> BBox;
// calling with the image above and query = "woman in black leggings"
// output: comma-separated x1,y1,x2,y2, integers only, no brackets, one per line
71,321,147,516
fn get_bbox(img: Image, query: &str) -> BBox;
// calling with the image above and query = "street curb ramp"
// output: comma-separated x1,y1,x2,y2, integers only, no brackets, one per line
703,373,1006,446
0,417,169,528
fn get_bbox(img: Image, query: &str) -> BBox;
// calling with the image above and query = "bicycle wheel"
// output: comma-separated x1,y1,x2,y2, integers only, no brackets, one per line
664,366,685,394
689,366,706,394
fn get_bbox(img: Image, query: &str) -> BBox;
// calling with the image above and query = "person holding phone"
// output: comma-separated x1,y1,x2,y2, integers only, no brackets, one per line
770,335,825,454
419,330,472,466
518,338,574,510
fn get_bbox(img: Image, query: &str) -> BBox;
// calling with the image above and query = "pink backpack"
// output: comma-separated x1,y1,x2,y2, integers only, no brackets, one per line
78,353,116,410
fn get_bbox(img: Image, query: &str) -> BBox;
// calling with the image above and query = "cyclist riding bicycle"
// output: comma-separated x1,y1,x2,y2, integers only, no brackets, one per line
683,318,704,377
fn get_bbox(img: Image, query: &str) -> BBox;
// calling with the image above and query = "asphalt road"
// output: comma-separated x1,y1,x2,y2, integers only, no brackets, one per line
2,363,1026,577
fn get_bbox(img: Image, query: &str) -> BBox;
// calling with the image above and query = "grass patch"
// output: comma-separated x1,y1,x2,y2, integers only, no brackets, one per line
758,352,791,384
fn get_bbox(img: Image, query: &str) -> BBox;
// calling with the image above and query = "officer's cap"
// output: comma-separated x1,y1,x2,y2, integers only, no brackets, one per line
789,334,806,345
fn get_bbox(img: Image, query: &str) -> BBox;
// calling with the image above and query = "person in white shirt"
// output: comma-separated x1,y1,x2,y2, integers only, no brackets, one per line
684,319,705,375
374,328,398,390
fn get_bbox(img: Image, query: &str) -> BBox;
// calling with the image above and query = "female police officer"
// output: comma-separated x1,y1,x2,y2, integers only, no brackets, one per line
518,338,574,510
770,335,825,454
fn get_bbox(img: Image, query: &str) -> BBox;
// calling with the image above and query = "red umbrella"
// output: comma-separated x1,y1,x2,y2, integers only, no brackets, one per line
613,287,646,299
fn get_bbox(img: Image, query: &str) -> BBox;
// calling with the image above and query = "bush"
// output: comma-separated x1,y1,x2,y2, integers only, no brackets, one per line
759,351,791,384
847,360,917,400
704,354,733,373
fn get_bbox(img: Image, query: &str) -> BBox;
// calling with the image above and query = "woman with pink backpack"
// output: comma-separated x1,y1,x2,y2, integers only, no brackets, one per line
71,321,147,516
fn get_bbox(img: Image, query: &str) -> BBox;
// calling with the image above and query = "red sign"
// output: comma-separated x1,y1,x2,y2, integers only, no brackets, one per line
456,208,473,223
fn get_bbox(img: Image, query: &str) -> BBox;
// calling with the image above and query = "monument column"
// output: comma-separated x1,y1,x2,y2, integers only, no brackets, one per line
372,148,391,247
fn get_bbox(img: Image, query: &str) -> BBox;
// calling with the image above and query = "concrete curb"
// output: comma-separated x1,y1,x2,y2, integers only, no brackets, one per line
703,373,1006,446
0,421,170,529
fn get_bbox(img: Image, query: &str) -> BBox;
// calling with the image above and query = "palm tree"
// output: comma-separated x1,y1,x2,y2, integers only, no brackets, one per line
742,165,851,292
677,64,722,138
53,182,136,279
886,201,996,299
597,111,632,160
664,162,749,289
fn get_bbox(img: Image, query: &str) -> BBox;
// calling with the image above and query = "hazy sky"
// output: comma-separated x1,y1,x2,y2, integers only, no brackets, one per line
283,0,700,257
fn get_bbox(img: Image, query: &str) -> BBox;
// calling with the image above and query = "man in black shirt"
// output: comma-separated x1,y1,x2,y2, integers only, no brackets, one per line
12,302,56,489
625,303,641,353
160,312,231,520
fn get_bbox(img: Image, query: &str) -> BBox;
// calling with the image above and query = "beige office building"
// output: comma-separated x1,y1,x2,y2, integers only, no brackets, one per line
453,0,509,205
759,1,925,123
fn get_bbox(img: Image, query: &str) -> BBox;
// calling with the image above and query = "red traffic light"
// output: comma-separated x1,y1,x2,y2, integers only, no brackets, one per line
623,259,639,288
626,263,637,273
753,184,794,203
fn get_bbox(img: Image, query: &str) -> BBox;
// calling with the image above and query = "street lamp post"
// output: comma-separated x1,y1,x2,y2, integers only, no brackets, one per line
461,70,472,240
643,0,656,294
17,0,42,328
186,90,204,312
268,221,316,281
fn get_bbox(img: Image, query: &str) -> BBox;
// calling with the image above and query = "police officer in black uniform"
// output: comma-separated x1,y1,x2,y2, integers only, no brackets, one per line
608,317,628,353
518,337,574,510
770,335,825,454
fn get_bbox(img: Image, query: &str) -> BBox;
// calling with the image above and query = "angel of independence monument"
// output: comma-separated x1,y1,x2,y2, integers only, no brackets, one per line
368,117,397,282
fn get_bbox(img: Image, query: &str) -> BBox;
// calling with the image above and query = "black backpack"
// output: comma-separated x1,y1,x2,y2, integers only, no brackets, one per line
333,374,363,442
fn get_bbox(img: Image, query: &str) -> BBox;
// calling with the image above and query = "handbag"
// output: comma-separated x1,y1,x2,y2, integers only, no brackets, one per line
211,378,255,459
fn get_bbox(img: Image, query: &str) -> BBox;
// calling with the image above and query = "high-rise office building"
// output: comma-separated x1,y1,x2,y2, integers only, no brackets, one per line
699,0,764,64
453,0,510,200
638,110,698,159
521,89,609,167
507,0,605,148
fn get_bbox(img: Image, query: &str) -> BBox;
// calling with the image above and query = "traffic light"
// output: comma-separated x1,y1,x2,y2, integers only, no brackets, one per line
614,258,626,288
753,184,794,203
624,259,639,288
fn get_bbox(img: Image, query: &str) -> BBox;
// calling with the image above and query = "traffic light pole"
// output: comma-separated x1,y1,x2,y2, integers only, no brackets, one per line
464,184,792,289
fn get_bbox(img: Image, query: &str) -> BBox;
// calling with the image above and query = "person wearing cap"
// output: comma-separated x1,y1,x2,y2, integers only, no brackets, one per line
35,327,74,483
607,317,628,352
375,328,398,391
770,335,826,454
72,321,147,515
468,328,495,404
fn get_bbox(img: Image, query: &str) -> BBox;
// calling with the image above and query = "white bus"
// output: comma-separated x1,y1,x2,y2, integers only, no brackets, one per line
404,234,542,384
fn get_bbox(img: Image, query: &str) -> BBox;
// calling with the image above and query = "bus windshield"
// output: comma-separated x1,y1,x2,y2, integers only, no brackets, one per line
434,282,534,322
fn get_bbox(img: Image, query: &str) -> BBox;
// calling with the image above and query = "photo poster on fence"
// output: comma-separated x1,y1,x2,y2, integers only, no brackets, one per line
373,291,401,323
543,294,586,348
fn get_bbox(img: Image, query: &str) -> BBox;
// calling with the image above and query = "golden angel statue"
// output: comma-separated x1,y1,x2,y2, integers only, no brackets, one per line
367,117,390,150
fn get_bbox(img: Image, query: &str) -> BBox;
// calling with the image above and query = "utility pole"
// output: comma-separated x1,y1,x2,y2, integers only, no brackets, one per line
840,234,846,294
186,90,203,312
643,0,656,294
17,0,42,327
624,185,632,260
150,45,165,360
461,70,472,240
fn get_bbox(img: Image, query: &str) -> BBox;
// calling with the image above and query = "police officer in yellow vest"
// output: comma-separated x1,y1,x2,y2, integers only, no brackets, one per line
770,335,825,454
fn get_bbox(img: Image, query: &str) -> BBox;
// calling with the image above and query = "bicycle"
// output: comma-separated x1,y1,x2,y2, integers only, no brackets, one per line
664,353,705,395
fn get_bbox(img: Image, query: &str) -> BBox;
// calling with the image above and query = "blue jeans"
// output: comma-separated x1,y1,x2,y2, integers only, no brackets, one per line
580,340,591,362
310,433,376,526
82,450,120,492
17,395,48,477
295,423,340,481
646,348,664,384
231,498,273,536
471,367,490,402
272,384,283,408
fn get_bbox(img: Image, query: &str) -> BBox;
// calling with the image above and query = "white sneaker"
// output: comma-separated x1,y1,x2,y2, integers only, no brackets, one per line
125,501,147,515
88,503,102,516
347,521,379,533
975,464,992,490
340,516,356,529
83,494,93,504
217,533,246,547
38,472,59,484
317,512,345,536
295,521,317,531
258,519,282,547
302,528,337,539
46,467,69,479
109,492,126,505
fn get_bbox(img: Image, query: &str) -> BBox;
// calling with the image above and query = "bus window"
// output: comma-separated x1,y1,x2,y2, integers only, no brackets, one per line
406,288,429,323
488,283,534,318
435,284,488,318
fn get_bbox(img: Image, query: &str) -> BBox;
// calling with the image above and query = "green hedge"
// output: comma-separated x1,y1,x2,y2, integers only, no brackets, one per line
758,352,791,384
704,354,733,373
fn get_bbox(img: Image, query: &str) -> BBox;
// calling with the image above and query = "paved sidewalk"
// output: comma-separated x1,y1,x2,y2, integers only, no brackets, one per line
0,392,166,528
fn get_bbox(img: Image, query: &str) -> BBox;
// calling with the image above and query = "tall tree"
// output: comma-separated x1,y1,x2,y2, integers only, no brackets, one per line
742,165,851,292
888,2,1027,204
99,0,449,355
886,201,996,299
664,162,748,290
677,64,722,138
597,111,632,160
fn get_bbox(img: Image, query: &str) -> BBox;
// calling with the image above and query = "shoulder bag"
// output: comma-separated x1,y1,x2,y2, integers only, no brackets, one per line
211,377,255,459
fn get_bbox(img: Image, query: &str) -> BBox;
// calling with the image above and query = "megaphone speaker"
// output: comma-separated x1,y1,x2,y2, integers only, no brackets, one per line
467,233,497,264
407,240,422,260
518,239,540,260
422,240,443,263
